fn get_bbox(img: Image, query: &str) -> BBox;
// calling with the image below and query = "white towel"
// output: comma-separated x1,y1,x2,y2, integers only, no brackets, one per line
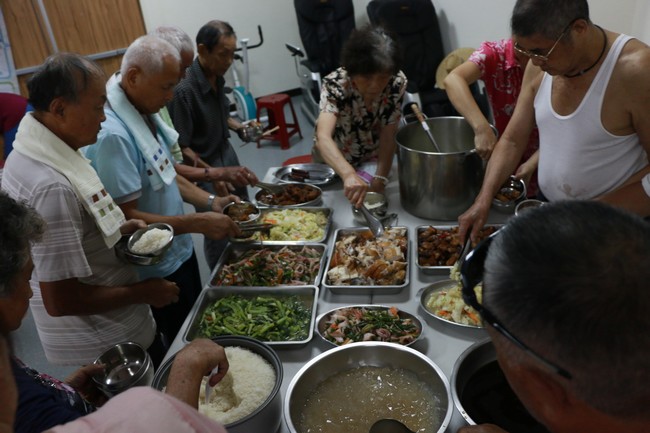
106,79,178,191
13,113,125,248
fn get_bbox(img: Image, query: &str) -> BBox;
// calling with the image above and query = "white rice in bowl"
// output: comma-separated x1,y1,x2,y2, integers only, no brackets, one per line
199,346,276,425
130,228,170,255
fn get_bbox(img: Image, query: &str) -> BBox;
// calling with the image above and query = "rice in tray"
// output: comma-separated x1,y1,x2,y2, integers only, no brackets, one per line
200,346,276,424
130,228,170,254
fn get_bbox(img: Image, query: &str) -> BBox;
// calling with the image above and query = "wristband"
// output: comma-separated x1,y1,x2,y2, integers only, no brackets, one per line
356,170,373,184
204,167,211,181
373,175,389,185
207,194,216,210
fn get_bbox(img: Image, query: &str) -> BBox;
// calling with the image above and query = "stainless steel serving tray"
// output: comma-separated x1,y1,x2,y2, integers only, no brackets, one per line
273,163,338,186
416,224,502,275
322,227,409,295
230,207,333,245
208,242,327,287
182,285,319,347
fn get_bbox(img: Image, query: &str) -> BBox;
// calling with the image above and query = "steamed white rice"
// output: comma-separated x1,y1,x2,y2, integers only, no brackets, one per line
199,346,276,425
130,228,170,254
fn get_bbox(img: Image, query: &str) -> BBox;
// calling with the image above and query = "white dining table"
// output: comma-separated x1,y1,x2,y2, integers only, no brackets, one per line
164,165,511,433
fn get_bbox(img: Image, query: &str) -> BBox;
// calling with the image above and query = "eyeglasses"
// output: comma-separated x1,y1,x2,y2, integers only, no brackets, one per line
460,231,573,380
513,18,580,62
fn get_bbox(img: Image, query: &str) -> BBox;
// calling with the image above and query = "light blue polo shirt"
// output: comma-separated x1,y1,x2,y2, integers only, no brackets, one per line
84,109,193,279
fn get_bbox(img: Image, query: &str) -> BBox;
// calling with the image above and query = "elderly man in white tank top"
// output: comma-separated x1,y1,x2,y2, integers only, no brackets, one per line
459,0,650,242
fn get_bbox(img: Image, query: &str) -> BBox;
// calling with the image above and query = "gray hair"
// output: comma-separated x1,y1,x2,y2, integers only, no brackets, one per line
0,192,45,297
484,201,650,420
120,34,181,77
149,25,194,56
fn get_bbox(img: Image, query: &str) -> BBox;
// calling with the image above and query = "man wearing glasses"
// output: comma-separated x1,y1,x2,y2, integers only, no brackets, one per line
458,201,650,433
459,0,650,243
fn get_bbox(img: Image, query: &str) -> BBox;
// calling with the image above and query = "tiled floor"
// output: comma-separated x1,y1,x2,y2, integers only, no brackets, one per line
11,94,315,379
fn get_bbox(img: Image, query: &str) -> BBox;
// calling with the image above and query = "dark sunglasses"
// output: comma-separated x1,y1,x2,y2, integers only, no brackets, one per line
460,231,572,380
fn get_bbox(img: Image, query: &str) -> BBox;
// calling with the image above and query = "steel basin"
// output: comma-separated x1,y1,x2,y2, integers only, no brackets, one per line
284,342,452,433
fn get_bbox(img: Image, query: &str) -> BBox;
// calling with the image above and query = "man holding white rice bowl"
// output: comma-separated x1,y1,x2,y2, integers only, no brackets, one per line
0,53,180,367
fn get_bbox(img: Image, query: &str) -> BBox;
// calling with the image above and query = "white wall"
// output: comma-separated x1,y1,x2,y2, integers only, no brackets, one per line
139,0,649,98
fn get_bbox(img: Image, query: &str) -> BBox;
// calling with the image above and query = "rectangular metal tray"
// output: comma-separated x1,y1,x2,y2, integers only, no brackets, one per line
322,226,409,295
208,242,327,287
182,285,319,347
230,207,333,245
416,224,502,275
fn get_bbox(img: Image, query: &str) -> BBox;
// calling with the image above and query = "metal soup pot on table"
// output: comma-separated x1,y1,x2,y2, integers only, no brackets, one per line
396,116,495,220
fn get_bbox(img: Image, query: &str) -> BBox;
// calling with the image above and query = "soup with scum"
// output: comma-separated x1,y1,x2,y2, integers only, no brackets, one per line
298,366,440,433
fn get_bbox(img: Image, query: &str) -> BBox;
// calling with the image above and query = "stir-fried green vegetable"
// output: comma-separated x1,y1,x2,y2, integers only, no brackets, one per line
198,294,312,341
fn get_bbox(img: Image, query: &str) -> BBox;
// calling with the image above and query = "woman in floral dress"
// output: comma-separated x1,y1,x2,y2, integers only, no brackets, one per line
312,25,407,207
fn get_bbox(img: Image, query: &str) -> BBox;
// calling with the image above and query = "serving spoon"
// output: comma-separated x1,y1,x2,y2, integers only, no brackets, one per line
255,182,286,195
369,419,415,433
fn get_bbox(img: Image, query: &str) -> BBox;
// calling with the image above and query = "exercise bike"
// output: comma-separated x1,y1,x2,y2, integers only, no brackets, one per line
229,25,263,122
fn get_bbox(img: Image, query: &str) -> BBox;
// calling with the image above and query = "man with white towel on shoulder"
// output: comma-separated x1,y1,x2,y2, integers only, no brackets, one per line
0,52,179,367
84,35,241,346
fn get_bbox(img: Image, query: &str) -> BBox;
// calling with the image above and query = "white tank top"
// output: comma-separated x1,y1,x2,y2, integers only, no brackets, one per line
534,34,648,200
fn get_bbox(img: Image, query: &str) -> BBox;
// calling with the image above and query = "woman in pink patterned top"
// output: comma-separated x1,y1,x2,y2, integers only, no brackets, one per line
445,38,540,197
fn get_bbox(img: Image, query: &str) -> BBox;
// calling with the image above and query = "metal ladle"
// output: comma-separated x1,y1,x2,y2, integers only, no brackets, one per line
358,204,385,237
369,419,415,433
410,103,442,152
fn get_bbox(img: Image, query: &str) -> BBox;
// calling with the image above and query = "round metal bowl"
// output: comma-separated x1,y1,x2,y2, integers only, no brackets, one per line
352,192,388,224
419,280,485,329
315,304,423,347
152,336,283,433
92,341,154,398
492,176,526,213
223,201,261,225
452,339,548,432
515,199,545,216
284,342,453,433
127,223,174,257
254,182,322,207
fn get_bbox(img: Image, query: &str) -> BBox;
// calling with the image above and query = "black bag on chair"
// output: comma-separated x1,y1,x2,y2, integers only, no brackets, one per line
295,0,356,80
367,0,455,117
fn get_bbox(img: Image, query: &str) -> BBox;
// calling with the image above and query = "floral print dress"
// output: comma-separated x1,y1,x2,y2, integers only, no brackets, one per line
313,67,407,167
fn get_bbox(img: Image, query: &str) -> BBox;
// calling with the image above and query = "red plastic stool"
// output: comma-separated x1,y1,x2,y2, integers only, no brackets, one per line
282,154,312,166
256,93,302,150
